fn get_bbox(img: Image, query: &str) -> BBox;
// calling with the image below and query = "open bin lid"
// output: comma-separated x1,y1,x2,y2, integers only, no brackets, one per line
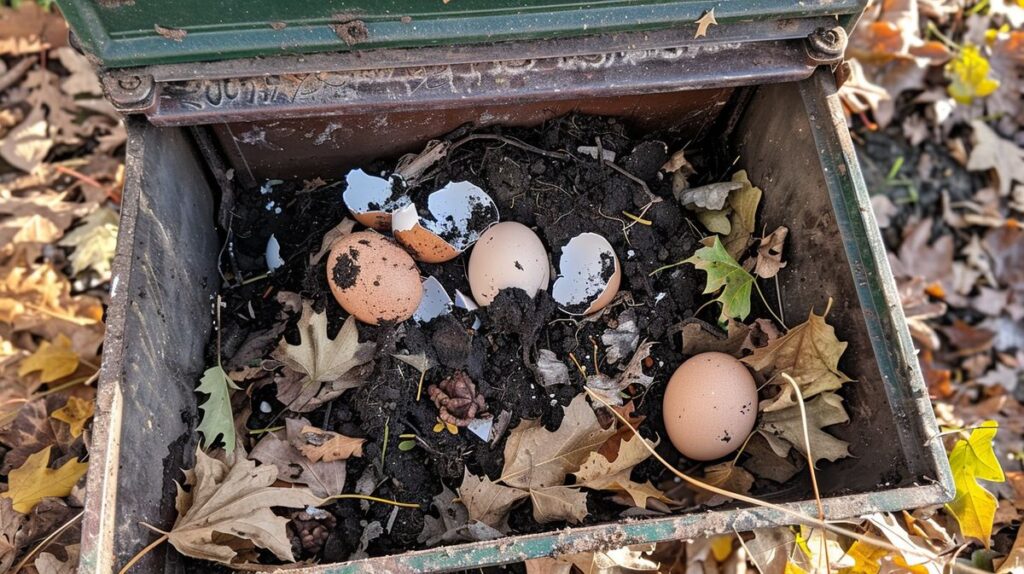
57,0,866,69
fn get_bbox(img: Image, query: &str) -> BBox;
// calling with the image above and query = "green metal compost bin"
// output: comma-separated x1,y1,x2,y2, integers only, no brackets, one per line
54,1,955,572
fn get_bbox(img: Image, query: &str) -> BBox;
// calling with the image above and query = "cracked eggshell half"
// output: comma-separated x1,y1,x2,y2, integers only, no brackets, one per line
467,222,549,306
342,169,409,230
663,352,757,461
327,231,423,325
413,276,454,323
551,233,621,315
392,181,500,263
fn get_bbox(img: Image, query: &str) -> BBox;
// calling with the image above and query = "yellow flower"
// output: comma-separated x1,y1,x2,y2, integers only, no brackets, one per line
946,44,1001,104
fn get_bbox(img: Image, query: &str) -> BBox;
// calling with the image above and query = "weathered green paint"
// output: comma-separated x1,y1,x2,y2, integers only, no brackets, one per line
56,0,866,68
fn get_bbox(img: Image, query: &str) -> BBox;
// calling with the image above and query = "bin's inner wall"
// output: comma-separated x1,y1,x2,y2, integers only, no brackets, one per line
196,80,915,500
733,82,912,491
207,88,735,186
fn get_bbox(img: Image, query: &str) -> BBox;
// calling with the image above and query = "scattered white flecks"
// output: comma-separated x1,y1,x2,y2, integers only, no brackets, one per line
550,399,558,406
467,417,493,442
658,360,664,368
259,401,272,413
110,275,120,298
265,200,276,211
627,249,636,258
265,234,284,272
549,393,555,398
260,179,283,195
531,395,536,400
654,292,667,304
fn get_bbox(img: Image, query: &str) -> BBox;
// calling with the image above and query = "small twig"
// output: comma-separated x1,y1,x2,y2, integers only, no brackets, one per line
320,493,420,509
0,57,35,93
602,159,661,205
753,281,788,330
117,530,169,574
780,374,824,521
568,352,587,378
415,369,427,402
449,133,571,161
381,416,390,466
247,425,284,436
621,211,652,226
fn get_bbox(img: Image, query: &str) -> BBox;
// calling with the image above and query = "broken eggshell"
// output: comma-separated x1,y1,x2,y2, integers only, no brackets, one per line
392,181,499,263
551,233,621,315
413,276,454,323
342,169,409,230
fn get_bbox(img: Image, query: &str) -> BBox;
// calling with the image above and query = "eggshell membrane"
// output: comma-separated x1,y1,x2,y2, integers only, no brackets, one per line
342,169,407,231
327,231,423,325
662,352,757,461
391,204,461,263
551,232,621,315
392,182,499,263
467,222,549,306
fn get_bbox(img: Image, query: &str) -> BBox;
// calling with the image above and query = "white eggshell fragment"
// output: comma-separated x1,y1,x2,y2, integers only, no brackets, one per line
265,234,284,272
551,233,621,315
342,169,409,230
662,352,758,461
413,276,454,324
393,181,499,263
467,222,549,306
454,289,482,330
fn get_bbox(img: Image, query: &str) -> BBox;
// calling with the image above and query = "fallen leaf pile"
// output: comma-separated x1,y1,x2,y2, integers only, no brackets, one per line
0,3,123,571
458,395,669,529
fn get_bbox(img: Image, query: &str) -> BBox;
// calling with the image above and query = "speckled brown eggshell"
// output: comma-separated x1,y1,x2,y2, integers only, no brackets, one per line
662,352,758,461
327,231,423,325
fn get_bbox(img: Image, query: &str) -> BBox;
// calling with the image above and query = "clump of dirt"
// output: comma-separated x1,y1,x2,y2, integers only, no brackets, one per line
216,114,735,561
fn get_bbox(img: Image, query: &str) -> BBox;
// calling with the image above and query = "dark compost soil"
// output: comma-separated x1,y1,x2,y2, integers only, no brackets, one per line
210,114,771,563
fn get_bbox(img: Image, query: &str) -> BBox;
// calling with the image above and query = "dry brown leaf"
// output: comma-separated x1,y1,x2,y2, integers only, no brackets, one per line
574,434,666,509
759,392,851,463
296,424,365,462
499,394,615,490
969,120,1024,197
272,304,375,410
889,218,956,300
584,341,655,406
596,401,644,461
53,47,101,96
754,226,788,279
57,207,118,277
50,395,93,438
34,544,78,574
458,470,528,529
309,218,355,265
2,445,87,513
722,170,762,259
680,318,749,358
250,418,348,498
696,461,755,506
0,498,25,573
528,485,589,524
0,3,67,55
169,448,321,565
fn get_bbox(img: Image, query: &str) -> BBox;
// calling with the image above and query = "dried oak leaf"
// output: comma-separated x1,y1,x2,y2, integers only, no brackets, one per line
34,544,79,574
968,120,1024,197
419,484,504,545
742,301,852,412
585,341,655,407
459,471,529,529
1,446,87,513
528,486,589,524
168,448,321,565
696,462,755,506
759,392,851,463
272,304,375,410
888,218,955,302
296,424,365,462
251,418,347,498
574,434,669,509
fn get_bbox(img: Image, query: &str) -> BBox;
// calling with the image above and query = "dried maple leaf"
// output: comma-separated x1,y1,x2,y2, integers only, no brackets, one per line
272,304,375,409
196,365,238,449
167,448,321,565
499,394,616,490
250,418,347,498
968,120,1024,197
1,446,87,513
419,484,504,545
296,424,365,462
759,392,851,463
57,207,118,277
742,300,852,412
694,8,717,38
17,333,79,383
50,395,93,438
